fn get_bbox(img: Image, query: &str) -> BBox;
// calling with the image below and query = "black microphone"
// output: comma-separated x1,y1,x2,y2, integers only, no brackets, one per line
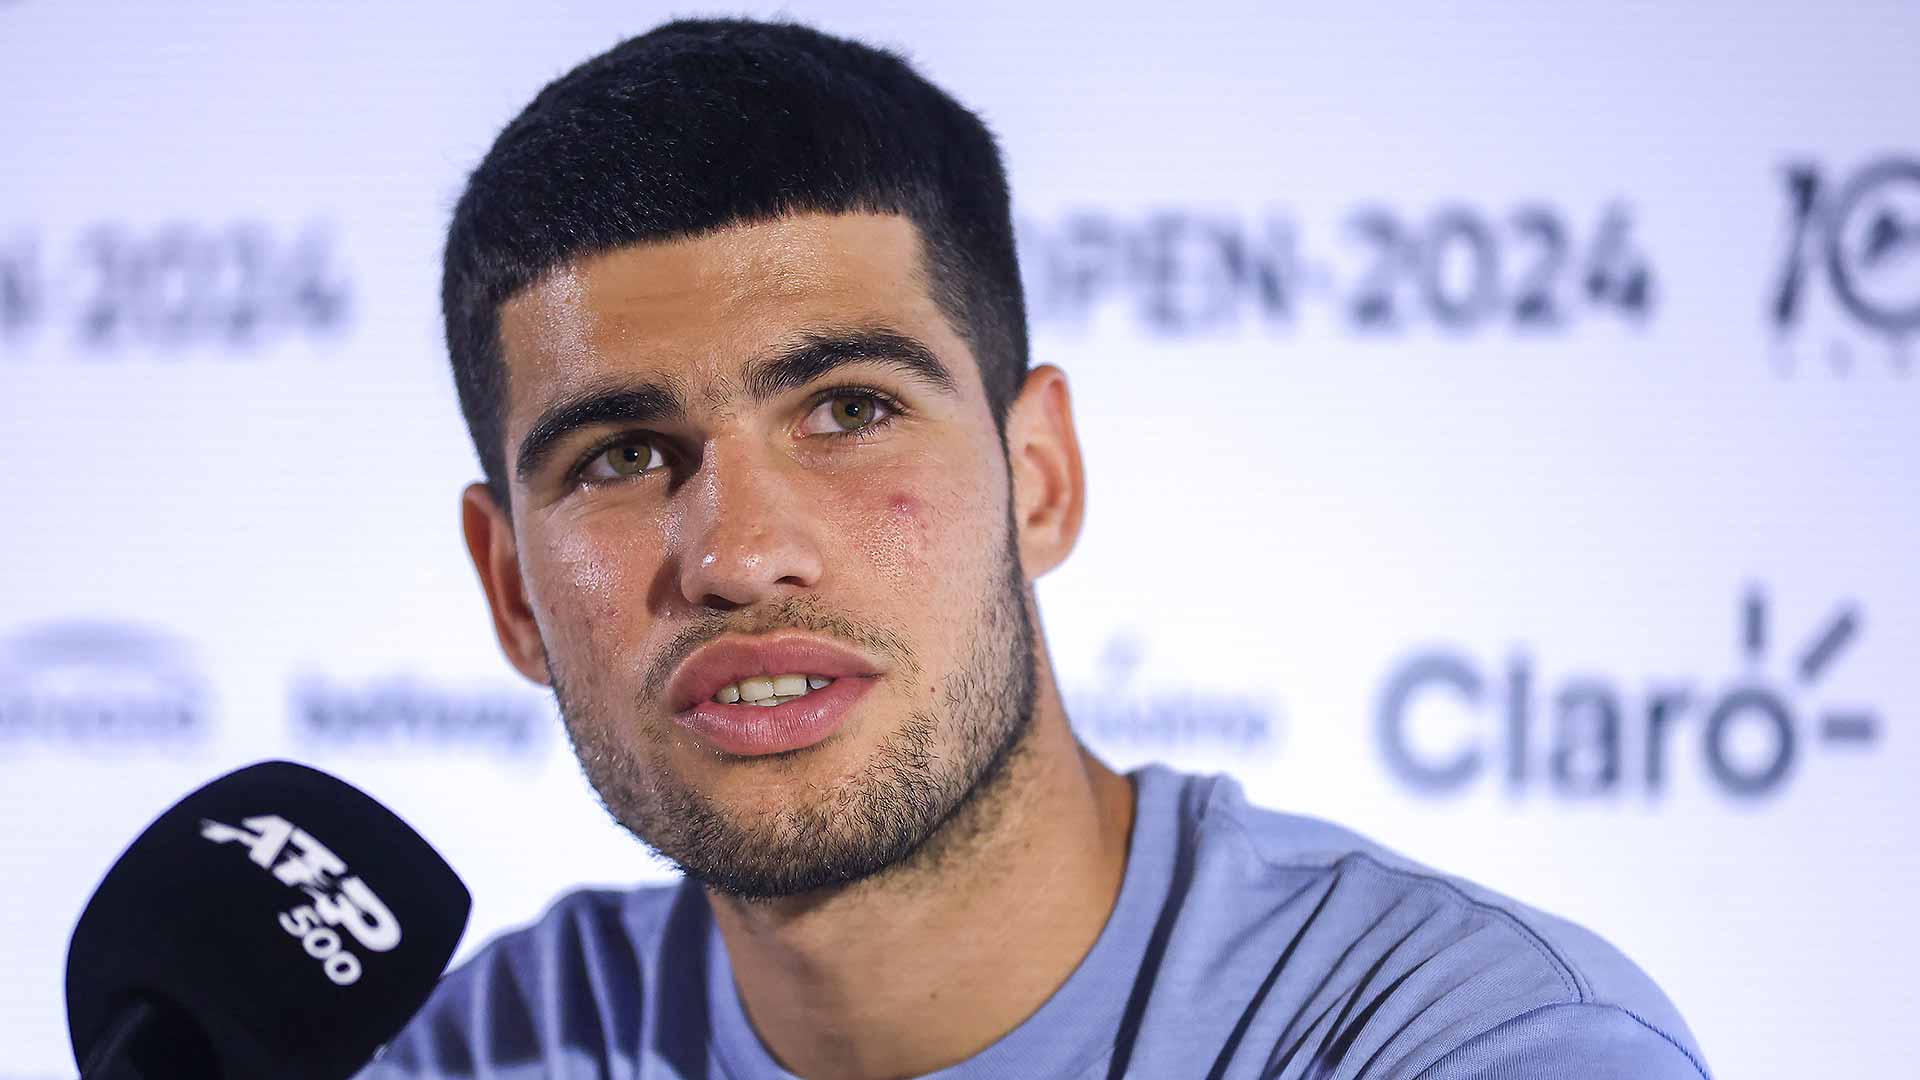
65,760,472,1079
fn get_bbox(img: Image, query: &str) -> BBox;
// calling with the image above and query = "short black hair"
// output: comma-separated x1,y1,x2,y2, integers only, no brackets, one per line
444,17,1031,509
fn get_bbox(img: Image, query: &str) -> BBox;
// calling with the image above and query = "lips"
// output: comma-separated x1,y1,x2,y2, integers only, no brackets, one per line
664,634,883,756
666,634,881,712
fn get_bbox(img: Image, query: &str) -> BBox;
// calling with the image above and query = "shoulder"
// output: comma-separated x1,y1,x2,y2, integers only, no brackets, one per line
1145,766,1710,1078
357,881,696,1078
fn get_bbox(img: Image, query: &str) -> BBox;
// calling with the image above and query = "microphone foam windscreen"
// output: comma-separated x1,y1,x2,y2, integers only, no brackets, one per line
66,760,471,1079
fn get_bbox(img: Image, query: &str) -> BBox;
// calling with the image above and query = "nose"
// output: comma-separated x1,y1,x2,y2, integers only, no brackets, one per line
674,436,824,610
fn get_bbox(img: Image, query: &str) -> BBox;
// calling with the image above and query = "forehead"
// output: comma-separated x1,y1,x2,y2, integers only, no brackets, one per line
496,212,973,423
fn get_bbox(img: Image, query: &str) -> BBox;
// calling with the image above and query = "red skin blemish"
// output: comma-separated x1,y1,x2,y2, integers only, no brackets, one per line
857,490,931,596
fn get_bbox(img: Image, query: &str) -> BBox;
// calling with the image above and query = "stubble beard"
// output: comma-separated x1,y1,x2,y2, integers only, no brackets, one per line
549,531,1038,901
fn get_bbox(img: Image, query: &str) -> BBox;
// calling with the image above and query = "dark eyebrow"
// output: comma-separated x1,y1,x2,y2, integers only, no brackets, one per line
513,329,956,487
515,382,685,484
744,329,958,402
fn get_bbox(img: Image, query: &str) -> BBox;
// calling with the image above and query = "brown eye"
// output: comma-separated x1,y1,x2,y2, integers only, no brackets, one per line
799,391,897,438
829,394,881,431
601,439,664,477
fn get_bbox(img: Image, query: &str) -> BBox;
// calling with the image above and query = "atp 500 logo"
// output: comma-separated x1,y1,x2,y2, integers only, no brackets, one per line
1376,586,1882,800
199,815,401,986
1772,156,1920,374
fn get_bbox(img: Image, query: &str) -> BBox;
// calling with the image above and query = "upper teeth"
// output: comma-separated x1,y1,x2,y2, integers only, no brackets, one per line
714,674,834,706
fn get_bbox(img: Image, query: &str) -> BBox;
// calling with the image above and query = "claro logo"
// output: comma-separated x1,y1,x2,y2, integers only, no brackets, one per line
199,815,401,986
1376,586,1882,799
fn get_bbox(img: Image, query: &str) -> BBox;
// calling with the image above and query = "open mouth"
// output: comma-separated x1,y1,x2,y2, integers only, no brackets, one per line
709,673,837,706
676,675,875,756
663,634,885,755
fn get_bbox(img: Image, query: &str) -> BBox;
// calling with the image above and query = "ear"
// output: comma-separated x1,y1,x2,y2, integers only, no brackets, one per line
1005,364,1086,580
460,483,552,686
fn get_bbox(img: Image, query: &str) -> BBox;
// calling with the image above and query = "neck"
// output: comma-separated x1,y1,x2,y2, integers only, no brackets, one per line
706,674,1136,1080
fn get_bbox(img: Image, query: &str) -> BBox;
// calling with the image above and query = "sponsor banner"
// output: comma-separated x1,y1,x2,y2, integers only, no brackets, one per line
1021,203,1654,339
0,222,349,356
289,675,553,760
0,623,209,751
1377,586,1883,801
1771,155,1920,374
1,3,1913,1078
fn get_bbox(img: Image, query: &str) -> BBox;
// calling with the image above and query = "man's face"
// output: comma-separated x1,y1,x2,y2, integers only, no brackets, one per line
483,213,1038,898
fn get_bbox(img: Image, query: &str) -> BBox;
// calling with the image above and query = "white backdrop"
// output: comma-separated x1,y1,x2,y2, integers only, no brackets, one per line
3,2,1916,1077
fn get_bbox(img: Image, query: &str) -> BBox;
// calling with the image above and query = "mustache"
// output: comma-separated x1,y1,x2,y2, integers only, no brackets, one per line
638,597,920,703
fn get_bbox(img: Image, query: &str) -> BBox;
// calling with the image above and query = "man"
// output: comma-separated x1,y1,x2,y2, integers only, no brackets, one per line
363,17,1709,1080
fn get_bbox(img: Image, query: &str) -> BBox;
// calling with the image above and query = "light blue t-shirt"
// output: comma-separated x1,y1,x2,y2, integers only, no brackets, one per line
360,765,1710,1079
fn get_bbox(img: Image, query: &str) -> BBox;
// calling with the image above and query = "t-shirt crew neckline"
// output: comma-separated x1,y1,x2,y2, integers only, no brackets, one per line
704,764,1184,1080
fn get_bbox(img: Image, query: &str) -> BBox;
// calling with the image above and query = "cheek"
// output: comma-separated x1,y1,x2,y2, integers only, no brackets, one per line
846,468,1003,609
850,491,932,597
529,514,659,652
